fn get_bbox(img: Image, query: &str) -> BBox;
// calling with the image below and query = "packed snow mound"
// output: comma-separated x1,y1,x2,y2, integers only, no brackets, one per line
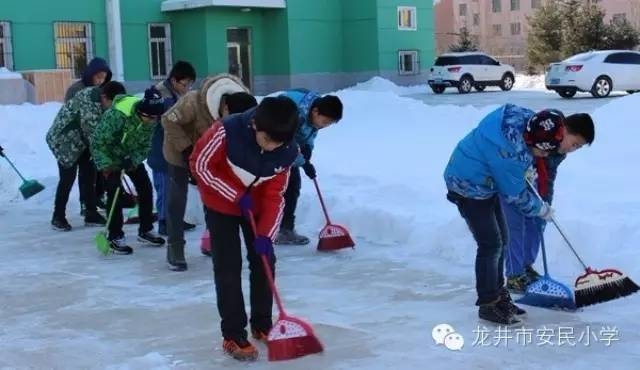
514,73,546,91
347,76,427,95
0,67,22,80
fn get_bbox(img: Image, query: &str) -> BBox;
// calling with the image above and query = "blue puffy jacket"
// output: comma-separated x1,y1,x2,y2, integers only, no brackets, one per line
444,104,545,217
147,80,179,172
280,88,320,167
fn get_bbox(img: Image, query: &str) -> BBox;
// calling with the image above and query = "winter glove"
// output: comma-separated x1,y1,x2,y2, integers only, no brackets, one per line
538,202,555,221
254,235,274,256
302,161,316,179
301,145,312,162
0,145,4,157
182,146,197,185
238,192,253,218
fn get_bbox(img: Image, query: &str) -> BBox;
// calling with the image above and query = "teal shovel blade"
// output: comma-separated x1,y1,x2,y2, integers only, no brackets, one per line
20,179,45,200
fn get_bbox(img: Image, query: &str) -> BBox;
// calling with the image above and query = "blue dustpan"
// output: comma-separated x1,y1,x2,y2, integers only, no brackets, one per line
516,230,577,311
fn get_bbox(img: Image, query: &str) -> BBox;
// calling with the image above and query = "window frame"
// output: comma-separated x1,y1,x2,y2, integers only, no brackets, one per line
148,23,173,80
397,6,417,31
54,21,94,79
0,21,13,70
398,49,420,75
510,0,520,11
492,0,502,13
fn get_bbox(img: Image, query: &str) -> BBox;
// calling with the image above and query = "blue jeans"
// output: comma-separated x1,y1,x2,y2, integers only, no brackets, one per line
152,170,168,223
500,197,542,278
447,191,508,305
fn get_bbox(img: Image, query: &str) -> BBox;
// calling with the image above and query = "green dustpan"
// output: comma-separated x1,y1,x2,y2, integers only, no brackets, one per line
19,179,45,200
1,153,45,200
95,181,122,255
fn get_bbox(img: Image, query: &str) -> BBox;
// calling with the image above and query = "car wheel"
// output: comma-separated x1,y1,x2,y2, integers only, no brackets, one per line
474,84,486,92
591,76,612,98
458,76,473,94
500,73,515,91
558,88,577,98
431,85,446,94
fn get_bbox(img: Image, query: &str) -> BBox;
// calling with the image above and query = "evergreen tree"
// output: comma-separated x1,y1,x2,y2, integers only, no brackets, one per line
603,19,640,50
449,26,479,52
526,0,563,69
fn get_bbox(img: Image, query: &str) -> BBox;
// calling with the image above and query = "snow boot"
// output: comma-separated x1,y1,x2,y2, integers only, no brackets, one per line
167,242,187,272
478,299,523,326
84,211,107,227
51,216,72,232
251,328,269,344
500,289,527,316
137,231,165,246
109,237,133,255
222,337,258,361
506,274,531,294
274,229,310,245
525,265,542,282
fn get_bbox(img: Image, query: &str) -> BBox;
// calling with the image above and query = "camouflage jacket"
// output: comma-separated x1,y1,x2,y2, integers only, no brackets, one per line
90,95,156,170
46,87,104,168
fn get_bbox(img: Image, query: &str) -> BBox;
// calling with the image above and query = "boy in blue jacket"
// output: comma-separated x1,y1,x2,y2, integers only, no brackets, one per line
275,88,343,245
147,61,197,236
503,114,594,293
443,104,592,325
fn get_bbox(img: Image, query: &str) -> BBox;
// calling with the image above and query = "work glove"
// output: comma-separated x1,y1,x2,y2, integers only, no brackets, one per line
254,235,274,256
538,202,555,221
301,145,312,162
182,146,197,185
0,145,4,157
238,193,253,218
302,161,316,179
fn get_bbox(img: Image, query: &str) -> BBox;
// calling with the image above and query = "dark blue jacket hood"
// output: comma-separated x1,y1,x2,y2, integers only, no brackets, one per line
82,57,112,86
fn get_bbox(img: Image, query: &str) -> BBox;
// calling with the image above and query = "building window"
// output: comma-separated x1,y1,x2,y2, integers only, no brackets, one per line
492,0,501,12
612,13,627,25
398,50,419,75
510,0,520,11
398,6,417,31
0,21,13,70
148,23,172,79
473,14,480,26
510,22,521,35
492,24,502,36
459,3,467,16
531,0,541,9
54,22,93,78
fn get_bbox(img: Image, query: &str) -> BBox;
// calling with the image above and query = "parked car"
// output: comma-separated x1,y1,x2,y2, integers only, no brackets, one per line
427,52,516,94
545,50,640,98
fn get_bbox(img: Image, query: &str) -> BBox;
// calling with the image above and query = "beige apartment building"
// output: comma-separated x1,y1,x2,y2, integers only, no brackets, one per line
435,0,640,70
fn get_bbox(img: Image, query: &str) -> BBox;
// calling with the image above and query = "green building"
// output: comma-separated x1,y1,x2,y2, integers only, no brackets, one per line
0,0,434,95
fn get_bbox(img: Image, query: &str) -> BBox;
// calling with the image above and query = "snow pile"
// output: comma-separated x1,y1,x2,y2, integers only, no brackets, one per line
347,76,427,95
514,73,547,91
0,67,23,80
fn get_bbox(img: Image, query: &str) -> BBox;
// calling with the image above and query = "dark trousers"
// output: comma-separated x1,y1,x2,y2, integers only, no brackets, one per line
281,166,301,231
166,164,189,262
205,208,275,341
53,149,97,219
447,191,508,305
79,161,105,204
104,164,154,240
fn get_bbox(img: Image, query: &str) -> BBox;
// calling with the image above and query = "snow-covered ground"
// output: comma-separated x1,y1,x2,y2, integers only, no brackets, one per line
1,78,639,369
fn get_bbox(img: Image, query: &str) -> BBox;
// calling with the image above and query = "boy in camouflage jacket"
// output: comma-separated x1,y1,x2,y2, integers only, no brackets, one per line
46,81,126,231
90,87,166,254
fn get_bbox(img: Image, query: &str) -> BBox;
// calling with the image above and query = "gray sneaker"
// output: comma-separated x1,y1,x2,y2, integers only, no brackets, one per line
274,229,310,245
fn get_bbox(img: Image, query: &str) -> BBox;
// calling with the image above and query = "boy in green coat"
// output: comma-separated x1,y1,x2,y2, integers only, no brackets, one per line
91,87,166,254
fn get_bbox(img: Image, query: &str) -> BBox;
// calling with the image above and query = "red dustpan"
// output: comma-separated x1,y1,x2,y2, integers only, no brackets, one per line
312,178,355,251
247,211,323,361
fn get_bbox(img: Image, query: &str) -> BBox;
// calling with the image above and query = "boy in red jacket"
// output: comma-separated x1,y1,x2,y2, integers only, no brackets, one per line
190,96,299,361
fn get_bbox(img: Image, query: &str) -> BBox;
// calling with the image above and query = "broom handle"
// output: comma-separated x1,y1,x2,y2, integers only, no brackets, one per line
313,178,332,224
248,211,287,315
526,178,589,269
539,228,550,277
2,155,28,182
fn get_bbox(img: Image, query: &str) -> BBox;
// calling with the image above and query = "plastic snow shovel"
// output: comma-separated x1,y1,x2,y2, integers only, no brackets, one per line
95,172,123,255
246,210,323,361
0,149,45,200
516,229,577,311
312,178,355,251
526,179,639,308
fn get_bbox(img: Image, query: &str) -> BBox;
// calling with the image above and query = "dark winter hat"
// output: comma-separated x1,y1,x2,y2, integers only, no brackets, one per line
524,109,565,151
137,87,165,117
